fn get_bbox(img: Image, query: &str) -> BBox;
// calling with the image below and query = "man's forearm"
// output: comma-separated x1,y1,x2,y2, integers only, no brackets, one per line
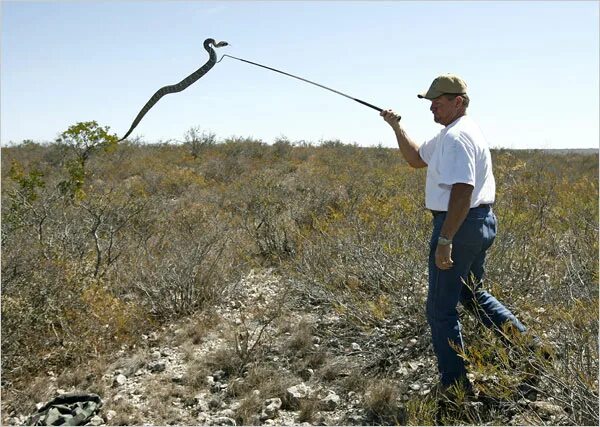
380,110,427,168
440,183,473,239
393,125,427,169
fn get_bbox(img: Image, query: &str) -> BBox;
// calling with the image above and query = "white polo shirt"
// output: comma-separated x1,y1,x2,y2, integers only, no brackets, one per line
418,115,495,211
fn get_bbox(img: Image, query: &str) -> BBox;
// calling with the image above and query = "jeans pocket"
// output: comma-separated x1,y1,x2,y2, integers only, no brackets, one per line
452,217,485,249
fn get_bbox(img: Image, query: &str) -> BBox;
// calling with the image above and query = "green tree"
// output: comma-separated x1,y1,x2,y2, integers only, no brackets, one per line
56,121,117,198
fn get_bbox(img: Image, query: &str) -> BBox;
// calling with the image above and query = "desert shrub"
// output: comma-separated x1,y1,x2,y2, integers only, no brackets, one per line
290,159,431,327
2,130,597,426
459,297,598,425
128,204,244,319
183,126,217,159
230,169,299,262
362,378,406,425
234,392,263,425
2,160,153,380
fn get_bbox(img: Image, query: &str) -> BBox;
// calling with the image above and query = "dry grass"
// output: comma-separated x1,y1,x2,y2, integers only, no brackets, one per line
2,135,597,426
362,379,406,425
297,398,320,423
233,393,263,426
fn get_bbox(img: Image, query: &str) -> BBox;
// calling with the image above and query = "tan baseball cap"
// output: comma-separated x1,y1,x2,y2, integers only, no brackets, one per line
418,74,468,100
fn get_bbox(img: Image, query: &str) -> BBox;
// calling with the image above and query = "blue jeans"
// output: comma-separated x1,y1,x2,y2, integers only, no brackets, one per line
426,206,526,386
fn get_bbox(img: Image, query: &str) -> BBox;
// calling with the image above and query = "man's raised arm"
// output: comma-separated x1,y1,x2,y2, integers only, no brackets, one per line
381,109,427,169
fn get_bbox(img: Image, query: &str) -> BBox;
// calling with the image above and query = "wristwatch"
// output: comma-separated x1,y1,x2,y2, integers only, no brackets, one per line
438,236,453,246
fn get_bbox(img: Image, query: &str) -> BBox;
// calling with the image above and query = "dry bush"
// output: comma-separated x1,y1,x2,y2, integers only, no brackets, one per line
362,378,406,425
105,400,143,426
234,392,263,425
405,396,438,426
229,364,294,400
129,210,241,319
183,126,216,159
460,302,598,425
229,363,297,426
290,157,430,328
1,136,251,388
3,135,597,427
283,318,315,356
194,302,284,382
175,312,221,348
297,398,320,423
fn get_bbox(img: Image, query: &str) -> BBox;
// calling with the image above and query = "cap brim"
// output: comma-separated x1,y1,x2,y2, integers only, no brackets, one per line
417,89,444,100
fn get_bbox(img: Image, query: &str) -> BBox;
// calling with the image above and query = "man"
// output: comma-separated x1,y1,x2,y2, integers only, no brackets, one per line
380,74,527,395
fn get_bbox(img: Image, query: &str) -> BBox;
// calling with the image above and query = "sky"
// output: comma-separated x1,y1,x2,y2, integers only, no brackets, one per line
1,0,599,149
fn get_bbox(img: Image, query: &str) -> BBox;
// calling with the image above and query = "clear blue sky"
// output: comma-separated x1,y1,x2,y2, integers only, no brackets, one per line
2,0,599,149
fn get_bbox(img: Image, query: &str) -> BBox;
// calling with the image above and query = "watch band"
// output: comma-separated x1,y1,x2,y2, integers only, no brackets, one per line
438,236,453,245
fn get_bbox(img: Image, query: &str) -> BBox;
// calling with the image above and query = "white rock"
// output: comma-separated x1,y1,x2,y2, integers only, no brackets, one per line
209,416,236,426
530,401,565,417
320,392,340,411
106,410,117,421
396,367,409,376
219,409,236,419
88,415,104,426
261,398,282,420
286,383,313,409
113,374,127,387
112,394,125,402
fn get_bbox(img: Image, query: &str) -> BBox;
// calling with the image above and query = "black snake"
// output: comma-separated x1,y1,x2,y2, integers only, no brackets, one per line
118,38,228,142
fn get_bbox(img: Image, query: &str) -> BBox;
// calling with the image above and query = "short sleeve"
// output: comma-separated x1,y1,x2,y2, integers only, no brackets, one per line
438,134,476,187
418,136,437,165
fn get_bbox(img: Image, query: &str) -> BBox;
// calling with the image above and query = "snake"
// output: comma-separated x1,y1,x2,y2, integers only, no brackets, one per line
118,38,228,142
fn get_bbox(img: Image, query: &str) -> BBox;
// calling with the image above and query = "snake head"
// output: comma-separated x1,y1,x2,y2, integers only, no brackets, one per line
204,38,229,49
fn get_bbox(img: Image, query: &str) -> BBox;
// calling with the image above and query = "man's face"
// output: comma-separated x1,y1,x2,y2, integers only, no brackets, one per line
430,95,461,126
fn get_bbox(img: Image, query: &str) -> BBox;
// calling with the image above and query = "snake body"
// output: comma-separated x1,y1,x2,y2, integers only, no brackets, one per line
119,38,228,142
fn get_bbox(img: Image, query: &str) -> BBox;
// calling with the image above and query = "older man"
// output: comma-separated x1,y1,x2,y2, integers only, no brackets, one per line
381,74,527,395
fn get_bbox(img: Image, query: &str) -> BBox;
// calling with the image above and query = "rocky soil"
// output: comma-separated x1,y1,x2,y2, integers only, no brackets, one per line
4,269,572,426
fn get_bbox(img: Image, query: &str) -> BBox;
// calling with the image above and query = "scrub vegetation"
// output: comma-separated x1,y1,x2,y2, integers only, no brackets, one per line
1,122,598,425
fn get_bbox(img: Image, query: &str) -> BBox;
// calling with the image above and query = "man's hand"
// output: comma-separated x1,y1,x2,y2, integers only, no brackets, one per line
435,243,453,270
380,109,401,129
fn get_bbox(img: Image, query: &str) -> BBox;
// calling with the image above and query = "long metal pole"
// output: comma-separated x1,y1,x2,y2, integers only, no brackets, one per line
219,54,400,120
